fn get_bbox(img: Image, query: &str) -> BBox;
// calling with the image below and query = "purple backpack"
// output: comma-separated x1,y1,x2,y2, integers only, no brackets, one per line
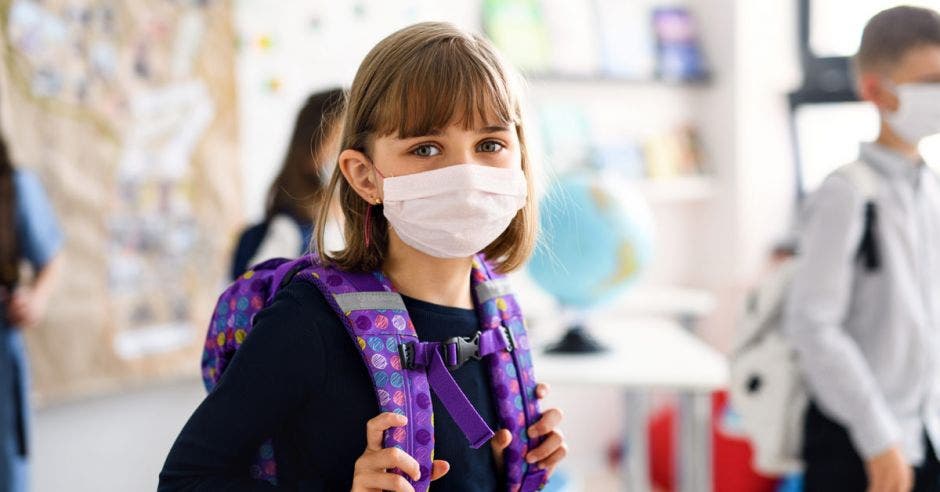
201,254,548,492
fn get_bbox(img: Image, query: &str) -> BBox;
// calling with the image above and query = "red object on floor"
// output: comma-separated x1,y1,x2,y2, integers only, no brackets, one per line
647,391,780,492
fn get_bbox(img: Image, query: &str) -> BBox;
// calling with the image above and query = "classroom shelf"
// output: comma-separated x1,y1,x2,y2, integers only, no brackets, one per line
525,71,712,87
633,175,718,203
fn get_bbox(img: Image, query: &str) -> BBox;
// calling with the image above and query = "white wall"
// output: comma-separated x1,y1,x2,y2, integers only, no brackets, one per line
234,0,482,223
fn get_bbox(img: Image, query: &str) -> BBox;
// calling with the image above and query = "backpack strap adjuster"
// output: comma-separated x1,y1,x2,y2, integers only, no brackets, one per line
499,325,516,353
398,334,483,372
399,341,417,370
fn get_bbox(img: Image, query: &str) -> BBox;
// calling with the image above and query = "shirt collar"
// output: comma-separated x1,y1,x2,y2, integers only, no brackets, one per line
860,142,926,189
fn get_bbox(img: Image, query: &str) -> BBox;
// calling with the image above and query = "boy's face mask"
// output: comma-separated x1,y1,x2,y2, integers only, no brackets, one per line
885,82,940,145
377,163,527,259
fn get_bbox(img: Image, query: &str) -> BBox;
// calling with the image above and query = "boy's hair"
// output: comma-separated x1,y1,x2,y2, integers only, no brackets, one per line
266,87,345,223
855,5,940,75
315,22,538,274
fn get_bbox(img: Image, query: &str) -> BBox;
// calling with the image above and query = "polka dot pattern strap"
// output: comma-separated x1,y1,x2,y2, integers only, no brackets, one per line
472,254,548,492
297,262,436,492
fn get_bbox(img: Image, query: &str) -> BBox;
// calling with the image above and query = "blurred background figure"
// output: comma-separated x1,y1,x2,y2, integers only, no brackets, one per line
0,134,63,492
230,87,345,279
784,6,940,492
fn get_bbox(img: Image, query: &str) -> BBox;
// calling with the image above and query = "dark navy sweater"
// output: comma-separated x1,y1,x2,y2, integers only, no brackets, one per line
159,278,500,491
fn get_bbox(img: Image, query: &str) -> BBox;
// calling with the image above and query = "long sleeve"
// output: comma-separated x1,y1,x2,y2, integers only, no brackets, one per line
14,170,63,269
159,287,326,491
784,174,901,459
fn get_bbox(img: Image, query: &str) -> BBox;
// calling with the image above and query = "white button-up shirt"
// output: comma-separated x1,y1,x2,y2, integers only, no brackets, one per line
785,142,940,464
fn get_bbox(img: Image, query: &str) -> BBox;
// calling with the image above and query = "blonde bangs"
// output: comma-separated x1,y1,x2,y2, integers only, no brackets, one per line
369,35,519,139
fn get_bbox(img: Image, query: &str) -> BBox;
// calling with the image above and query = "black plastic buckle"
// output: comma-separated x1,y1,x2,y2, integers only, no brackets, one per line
399,342,417,370
443,333,481,370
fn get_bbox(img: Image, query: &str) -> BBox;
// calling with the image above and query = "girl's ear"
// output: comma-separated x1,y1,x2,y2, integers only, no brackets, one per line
338,149,383,204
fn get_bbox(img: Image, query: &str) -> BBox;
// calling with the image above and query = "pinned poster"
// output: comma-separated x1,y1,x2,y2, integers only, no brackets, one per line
482,0,551,73
653,6,709,82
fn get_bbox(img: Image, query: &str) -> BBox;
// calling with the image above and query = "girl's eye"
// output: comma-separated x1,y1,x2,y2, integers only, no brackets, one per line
477,140,504,153
412,144,441,157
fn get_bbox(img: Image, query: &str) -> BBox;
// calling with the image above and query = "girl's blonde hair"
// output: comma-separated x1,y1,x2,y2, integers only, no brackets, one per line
315,22,538,273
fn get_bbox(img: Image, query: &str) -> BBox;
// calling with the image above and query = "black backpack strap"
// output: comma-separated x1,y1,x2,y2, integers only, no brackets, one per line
857,201,880,271
837,161,881,273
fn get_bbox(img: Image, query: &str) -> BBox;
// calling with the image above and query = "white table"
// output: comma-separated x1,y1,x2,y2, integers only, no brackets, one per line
532,315,728,492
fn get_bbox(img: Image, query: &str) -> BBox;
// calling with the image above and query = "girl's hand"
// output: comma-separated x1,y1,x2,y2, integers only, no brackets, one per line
491,383,568,478
7,288,45,329
352,413,450,492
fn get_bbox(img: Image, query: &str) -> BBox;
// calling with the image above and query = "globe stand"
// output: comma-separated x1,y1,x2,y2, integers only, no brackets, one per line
545,325,608,354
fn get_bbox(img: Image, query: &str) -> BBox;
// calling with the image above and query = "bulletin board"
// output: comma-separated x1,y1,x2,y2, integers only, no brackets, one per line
0,0,240,403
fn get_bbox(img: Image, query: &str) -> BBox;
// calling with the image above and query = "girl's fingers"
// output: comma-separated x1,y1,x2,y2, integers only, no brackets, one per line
365,413,408,451
354,471,416,492
430,460,450,481
490,429,513,470
526,430,564,463
537,444,569,474
371,447,421,482
527,408,564,438
491,429,512,452
535,383,550,400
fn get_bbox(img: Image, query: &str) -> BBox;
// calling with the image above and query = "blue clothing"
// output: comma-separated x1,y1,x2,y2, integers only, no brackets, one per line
230,216,314,281
1,170,62,492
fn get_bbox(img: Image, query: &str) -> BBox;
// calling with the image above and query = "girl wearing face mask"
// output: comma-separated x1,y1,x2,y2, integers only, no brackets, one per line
160,22,566,492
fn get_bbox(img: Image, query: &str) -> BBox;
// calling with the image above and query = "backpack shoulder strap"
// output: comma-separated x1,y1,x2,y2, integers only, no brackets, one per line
836,160,879,201
834,161,881,270
471,255,549,492
294,261,437,491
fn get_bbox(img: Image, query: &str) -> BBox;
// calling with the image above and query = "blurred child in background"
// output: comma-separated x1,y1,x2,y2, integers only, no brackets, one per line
230,87,345,279
785,6,940,492
0,135,63,492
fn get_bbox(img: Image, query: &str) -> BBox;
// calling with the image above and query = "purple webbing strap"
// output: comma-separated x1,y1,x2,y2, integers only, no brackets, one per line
478,328,513,357
412,342,495,448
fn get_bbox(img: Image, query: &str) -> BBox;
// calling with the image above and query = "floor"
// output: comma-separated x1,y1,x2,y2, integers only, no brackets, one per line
28,377,614,491
31,378,206,492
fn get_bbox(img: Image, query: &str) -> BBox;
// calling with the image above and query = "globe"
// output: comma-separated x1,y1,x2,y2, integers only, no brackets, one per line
527,171,655,352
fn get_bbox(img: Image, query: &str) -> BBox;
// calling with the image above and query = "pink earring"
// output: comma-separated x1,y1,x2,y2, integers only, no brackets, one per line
364,197,381,248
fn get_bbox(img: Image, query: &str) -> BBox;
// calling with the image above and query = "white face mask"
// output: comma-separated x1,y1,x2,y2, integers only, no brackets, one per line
379,163,527,259
885,82,940,144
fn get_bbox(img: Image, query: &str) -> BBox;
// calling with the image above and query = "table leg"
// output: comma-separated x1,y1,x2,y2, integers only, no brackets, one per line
677,392,713,492
624,390,651,492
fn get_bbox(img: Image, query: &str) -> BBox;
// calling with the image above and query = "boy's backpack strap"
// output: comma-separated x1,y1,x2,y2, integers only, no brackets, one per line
471,255,548,492
837,160,878,201
835,161,881,271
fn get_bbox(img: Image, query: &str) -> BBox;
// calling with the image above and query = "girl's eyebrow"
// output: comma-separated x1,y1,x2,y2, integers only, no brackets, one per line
478,125,511,133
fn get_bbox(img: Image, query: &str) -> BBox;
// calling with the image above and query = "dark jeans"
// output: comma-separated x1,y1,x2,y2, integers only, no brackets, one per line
803,402,940,492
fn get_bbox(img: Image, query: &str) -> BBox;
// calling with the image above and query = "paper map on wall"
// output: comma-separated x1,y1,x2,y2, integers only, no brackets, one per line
0,0,239,402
